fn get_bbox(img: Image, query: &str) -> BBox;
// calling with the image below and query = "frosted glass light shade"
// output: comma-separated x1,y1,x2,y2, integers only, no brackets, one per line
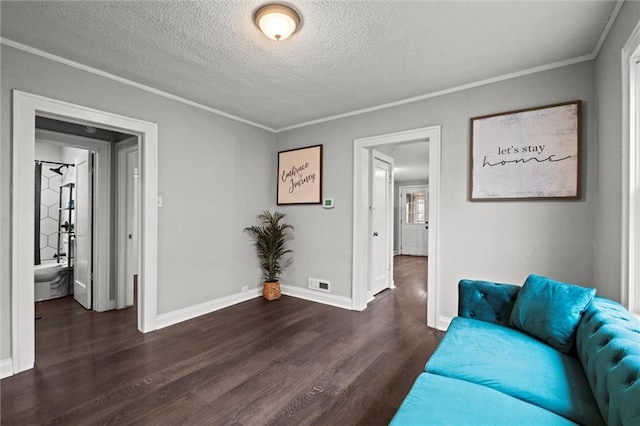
254,4,300,41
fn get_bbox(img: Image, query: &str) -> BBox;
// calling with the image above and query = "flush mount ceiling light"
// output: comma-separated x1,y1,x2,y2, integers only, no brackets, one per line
254,3,301,41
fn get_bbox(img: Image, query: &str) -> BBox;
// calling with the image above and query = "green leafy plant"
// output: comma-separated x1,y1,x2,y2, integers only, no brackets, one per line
244,211,294,283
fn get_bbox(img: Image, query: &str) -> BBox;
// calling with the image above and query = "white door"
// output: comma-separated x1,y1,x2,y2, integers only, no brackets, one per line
124,153,139,307
370,151,394,296
400,186,429,256
74,151,93,309
116,140,138,309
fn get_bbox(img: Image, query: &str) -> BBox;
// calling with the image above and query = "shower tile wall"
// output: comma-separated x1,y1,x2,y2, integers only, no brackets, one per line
40,167,61,260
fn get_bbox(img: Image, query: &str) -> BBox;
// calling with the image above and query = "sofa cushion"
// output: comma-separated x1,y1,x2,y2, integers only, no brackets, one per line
510,274,595,353
426,317,604,426
390,373,578,425
575,297,640,426
458,279,521,326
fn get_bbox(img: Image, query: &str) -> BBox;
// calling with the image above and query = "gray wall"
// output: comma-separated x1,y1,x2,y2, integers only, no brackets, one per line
1,45,277,360
593,1,640,301
277,61,598,321
2,6,636,361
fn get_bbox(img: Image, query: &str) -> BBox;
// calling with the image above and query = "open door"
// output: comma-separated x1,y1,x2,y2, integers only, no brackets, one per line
74,151,94,309
116,140,138,309
370,150,394,296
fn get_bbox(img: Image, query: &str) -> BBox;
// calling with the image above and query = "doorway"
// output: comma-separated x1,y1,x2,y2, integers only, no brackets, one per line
35,128,107,311
352,126,441,329
35,123,137,312
399,185,429,256
11,91,158,375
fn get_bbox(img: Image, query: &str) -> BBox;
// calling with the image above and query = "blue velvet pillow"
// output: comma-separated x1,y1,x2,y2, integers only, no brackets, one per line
510,274,595,353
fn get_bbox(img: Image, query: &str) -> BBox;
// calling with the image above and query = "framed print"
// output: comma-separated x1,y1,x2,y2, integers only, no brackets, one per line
470,100,581,201
277,144,323,205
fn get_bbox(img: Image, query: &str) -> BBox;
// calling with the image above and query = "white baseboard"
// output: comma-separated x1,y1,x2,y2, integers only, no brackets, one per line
156,284,354,330
393,250,399,256
366,290,375,304
281,284,352,310
437,315,453,331
156,287,262,330
1,358,13,379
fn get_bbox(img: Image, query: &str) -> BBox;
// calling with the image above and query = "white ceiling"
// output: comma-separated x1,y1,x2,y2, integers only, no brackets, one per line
1,1,618,132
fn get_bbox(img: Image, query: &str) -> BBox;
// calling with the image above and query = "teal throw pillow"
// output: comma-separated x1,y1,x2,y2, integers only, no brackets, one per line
510,274,595,353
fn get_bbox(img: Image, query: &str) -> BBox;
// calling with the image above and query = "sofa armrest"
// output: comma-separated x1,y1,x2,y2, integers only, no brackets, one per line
458,279,521,326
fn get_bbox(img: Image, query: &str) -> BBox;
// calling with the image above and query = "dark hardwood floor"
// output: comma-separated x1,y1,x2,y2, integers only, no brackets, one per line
1,256,443,425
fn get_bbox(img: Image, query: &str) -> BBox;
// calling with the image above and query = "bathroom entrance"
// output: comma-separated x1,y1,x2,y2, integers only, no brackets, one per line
34,142,90,309
34,118,138,314
12,91,159,375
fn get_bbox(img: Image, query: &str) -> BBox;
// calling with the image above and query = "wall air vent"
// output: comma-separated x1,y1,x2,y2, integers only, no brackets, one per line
309,278,330,293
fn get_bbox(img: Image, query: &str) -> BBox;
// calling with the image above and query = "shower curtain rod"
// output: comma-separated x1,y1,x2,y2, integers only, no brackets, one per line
34,160,75,167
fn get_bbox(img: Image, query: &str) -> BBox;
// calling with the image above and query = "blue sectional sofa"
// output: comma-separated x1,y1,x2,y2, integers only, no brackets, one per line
391,275,640,425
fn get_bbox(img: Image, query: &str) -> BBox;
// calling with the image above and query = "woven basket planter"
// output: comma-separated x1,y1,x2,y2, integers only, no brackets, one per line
263,281,281,301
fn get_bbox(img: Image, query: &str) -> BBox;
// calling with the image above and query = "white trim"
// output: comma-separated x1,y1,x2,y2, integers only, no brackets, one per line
278,56,593,132
353,142,370,311
1,359,13,379
352,126,441,328
12,90,159,374
278,1,621,132
437,315,453,331
155,284,354,330
621,20,640,315
0,38,275,133
12,92,36,373
592,1,624,59
281,284,353,310
156,288,262,330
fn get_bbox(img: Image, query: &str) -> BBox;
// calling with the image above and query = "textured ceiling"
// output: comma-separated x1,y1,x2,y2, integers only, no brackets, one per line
1,1,618,131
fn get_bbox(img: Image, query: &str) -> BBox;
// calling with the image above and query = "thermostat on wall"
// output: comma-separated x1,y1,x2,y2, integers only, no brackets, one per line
323,198,334,209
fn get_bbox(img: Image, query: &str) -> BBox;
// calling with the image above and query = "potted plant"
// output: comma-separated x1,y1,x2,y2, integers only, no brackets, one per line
244,211,294,300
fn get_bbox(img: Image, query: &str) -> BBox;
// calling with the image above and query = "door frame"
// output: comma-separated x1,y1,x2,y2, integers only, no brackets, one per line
399,184,429,256
368,150,395,301
11,90,159,374
622,19,640,315
352,125,441,329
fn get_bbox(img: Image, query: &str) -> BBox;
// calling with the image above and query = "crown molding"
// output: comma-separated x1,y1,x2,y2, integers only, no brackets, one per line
0,38,277,133
276,1,622,132
2,0,622,134
276,54,595,132
591,0,624,59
